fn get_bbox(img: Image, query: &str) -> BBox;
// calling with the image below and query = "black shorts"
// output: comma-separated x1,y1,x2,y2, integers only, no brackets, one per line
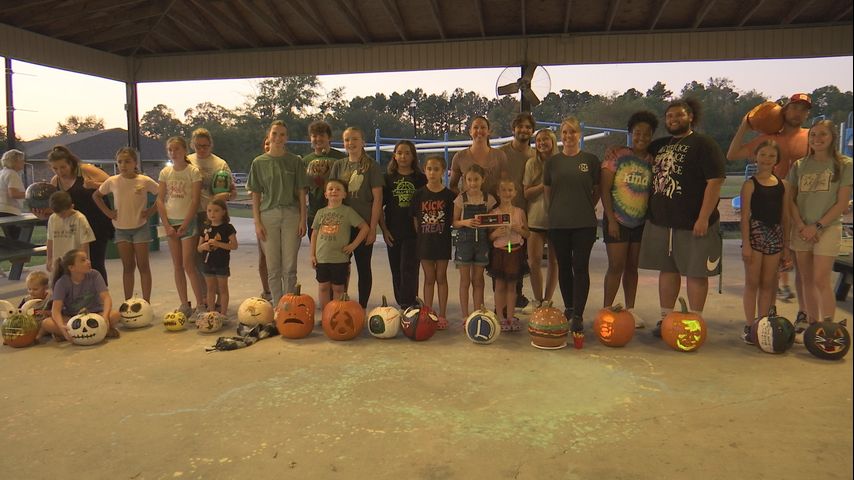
316,262,349,285
203,264,230,277
602,216,645,244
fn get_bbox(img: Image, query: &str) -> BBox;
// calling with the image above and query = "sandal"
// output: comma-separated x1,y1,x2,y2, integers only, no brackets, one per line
106,327,121,339
510,317,521,332
500,320,512,332
436,316,448,330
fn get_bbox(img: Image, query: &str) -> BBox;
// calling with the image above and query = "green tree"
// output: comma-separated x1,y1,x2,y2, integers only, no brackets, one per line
183,102,237,129
809,85,854,125
56,114,105,135
140,104,185,142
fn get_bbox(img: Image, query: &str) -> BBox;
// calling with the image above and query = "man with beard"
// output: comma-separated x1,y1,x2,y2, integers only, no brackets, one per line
639,98,726,336
726,94,812,310
500,113,536,313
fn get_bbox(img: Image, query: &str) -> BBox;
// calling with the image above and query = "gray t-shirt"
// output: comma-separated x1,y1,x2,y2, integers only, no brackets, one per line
543,151,601,229
787,155,854,226
52,270,107,316
312,205,366,264
329,158,384,223
500,143,533,208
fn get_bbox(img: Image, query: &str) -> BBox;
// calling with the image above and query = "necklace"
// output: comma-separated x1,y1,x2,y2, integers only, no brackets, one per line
668,131,693,146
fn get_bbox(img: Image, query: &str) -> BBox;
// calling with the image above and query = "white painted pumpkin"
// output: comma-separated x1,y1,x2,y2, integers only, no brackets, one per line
464,307,501,345
367,296,401,339
196,311,225,333
118,296,153,329
237,297,274,326
67,311,108,345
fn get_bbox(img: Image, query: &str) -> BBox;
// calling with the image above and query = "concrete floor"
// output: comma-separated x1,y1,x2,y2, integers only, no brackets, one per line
1,217,852,480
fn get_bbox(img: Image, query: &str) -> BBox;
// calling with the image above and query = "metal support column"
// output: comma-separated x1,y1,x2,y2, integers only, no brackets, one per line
125,81,140,150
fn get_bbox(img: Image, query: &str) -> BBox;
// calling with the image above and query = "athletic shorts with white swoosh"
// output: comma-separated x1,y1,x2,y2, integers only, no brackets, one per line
638,220,723,277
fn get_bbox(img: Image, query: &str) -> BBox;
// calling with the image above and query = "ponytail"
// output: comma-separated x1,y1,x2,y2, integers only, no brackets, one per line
52,249,83,288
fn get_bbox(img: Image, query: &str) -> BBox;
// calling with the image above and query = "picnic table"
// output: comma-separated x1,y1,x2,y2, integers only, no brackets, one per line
0,213,47,280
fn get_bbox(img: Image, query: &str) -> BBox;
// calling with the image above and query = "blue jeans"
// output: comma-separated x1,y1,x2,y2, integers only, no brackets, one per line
259,206,301,302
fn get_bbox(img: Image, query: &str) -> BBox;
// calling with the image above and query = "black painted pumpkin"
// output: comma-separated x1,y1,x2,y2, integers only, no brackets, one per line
751,306,795,354
803,320,850,361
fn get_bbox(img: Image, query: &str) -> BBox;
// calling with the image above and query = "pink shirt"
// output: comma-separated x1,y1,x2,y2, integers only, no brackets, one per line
490,206,526,248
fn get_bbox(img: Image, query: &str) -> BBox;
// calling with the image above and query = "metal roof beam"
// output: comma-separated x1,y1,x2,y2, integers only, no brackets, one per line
428,0,446,39
693,0,717,29
834,4,853,21
380,0,409,41
0,0,70,16
563,0,573,33
17,0,144,29
605,0,620,31
285,0,333,45
188,0,261,48
333,0,372,43
51,4,164,40
648,0,670,30
80,22,154,46
473,0,486,36
249,0,296,46
521,0,527,35
736,0,765,27
130,0,179,57
168,6,229,50
782,0,818,24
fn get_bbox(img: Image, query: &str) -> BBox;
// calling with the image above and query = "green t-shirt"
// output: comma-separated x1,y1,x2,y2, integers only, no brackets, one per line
247,151,306,212
312,205,365,264
787,155,853,226
329,157,384,222
303,148,347,218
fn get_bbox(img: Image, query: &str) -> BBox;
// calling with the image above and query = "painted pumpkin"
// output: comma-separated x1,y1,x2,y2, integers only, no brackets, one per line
594,304,635,347
751,306,795,354
67,311,108,346
211,169,232,195
276,284,316,339
400,297,438,342
661,298,707,352
163,310,187,331
24,181,58,211
804,320,850,361
464,306,500,345
1,311,40,348
237,297,274,326
528,301,569,349
196,311,225,333
368,295,401,339
118,296,153,329
321,293,365,341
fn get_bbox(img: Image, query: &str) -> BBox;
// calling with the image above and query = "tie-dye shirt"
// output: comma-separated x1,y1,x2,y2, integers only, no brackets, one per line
602,147,653,228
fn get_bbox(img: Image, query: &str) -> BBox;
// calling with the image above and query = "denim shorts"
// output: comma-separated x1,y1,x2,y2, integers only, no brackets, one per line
454,238,490,266
114,224,151,244
168,217,198,239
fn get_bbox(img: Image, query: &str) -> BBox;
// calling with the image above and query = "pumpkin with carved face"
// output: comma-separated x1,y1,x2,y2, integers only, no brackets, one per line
321,293,364,341
804,320,850,360
276,284,316,338
67,311,108,346
751,306,795,354
367,296,401,339
594,304,635,347
196,311,225,333
163,310,187,331
661,298,707,352
464,307,500,345
238,297,274,326
400,297,439,342
118,296,153,329
528,301,569,349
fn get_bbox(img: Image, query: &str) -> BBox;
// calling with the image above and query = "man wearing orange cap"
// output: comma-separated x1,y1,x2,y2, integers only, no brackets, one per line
726,93,813,327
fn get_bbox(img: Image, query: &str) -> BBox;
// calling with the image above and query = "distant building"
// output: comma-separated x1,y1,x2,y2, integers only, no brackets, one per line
20,128,167,183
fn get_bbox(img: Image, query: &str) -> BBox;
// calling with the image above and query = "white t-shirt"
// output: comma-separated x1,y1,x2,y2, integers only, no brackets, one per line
98,174,160,229
47,210,96,259
0,167,25,215
188,153,231,211
158,164,202,220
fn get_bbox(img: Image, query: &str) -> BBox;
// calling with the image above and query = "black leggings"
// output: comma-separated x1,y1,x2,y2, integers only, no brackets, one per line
351,228,374,308
386,236,419,308
89,235,110,285
548,227,596,317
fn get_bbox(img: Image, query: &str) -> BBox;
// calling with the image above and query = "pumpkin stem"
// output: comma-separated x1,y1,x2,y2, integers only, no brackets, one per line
542,300,552,308
677,297,688,313
292,284,302,295
340,293,349,301
610,304,624,312
767,305,776,317
382,295,388,307
415,297,424,307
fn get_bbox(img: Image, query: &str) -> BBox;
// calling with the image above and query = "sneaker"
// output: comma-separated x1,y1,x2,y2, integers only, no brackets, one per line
741,325,754,345
777,286,795,302
793,311,808,344
260,291,272,302
652,320,663,338
520,300,538,316
177,303,196,322
629,310,645,329
514,294,530,313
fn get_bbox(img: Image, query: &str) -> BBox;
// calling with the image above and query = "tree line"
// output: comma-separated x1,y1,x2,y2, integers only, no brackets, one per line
3,76,851,174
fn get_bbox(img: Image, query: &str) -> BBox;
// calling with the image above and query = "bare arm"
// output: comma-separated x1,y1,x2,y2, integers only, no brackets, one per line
726,115,754,162
310,229,319,267
693,178,724,237
180,181,202,233
8,186,25,200
253,191,267,242
346,221,370,254
92,189,117,220
449,164,462,195
297,188,307,238
156,181,174,236
740,180,753,260
100,291,112,322
80,163,109,189
365,186,382,244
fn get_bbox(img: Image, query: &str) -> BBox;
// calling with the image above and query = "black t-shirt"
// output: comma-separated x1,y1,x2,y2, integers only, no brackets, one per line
201,222,237,268
383,171,427,240
647,132,725,230
410,186,455,260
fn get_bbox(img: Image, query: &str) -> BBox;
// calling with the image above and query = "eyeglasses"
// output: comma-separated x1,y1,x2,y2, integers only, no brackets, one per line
194,143,212,148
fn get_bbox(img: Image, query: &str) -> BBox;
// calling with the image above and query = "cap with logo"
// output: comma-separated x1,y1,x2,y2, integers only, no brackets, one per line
788,93,812,108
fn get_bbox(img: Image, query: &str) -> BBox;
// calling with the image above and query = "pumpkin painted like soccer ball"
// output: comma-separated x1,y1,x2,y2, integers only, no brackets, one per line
196,311,225,333
118,296,153,329
464,306,501,345
67,311,108,346
594,304,635,347
367,295,401,339
163,310,187,331
321,293,365,341
237,297,274,326
661,298,707,352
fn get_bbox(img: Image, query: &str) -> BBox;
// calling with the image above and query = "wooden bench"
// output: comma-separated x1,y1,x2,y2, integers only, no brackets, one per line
0,214,47,280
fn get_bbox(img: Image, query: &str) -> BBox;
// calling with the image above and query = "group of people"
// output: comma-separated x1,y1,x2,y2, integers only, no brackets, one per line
1,92,851,345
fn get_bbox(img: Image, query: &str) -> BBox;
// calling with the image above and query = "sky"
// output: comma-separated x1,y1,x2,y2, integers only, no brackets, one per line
1,56,852,140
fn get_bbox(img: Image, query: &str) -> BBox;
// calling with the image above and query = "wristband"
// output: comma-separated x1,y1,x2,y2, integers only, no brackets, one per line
815,222,824,231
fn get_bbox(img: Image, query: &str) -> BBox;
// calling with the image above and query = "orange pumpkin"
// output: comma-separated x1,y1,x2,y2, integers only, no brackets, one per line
527,301,569,349
746,101,784,135
661,297,707,352
594,304,635,347
276,284,316,339
321,293,365,341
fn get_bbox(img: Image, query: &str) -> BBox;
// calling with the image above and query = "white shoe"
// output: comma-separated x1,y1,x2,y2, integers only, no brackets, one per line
629,310,645,329
521,300,539,315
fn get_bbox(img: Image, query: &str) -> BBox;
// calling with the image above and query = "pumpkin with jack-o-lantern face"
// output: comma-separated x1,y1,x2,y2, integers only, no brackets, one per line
321,293,364,341
163,310,187,331
118,296,153,329
367,296,401,339
237,297,274,326
67,311,108,345
594,304,635,347
276,284,315,338
661,298,707,352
